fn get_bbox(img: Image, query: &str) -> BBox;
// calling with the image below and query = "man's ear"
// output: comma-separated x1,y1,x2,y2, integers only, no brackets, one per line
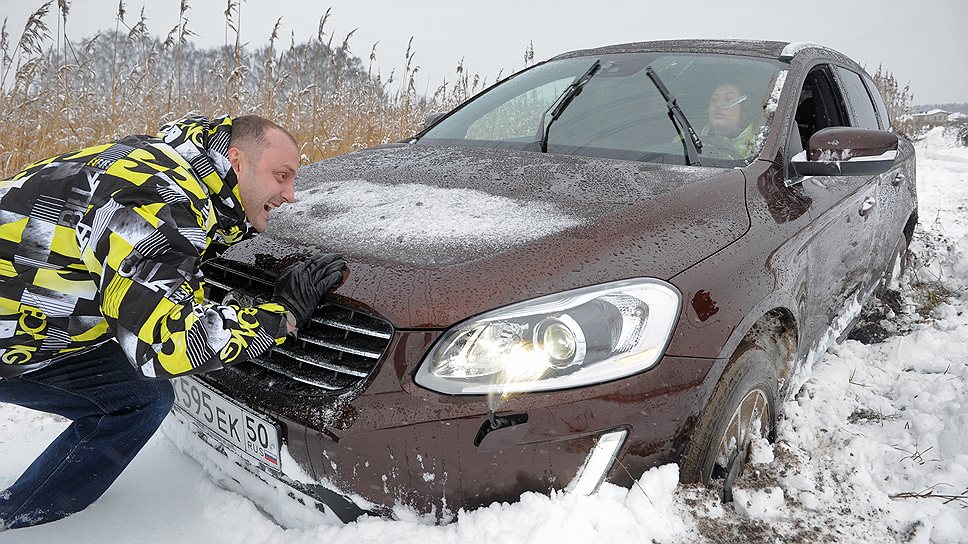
227,146,243,174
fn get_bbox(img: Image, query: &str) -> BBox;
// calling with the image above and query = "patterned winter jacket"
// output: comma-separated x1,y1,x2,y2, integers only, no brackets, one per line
0,116,289,379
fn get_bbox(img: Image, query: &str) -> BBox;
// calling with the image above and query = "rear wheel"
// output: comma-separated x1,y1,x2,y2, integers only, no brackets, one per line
680,341,780,499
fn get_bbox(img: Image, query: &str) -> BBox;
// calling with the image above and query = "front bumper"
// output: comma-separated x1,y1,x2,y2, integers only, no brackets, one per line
184,330,720,521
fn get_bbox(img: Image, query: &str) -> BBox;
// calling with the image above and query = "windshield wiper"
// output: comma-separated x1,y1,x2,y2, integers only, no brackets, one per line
538,59,602,153
645,65,703,166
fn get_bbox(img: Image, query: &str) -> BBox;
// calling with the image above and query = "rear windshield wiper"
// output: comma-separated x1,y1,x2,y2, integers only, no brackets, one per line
646,65,703,166
538,59,602,153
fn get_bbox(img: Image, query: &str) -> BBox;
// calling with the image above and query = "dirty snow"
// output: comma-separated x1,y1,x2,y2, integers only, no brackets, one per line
269,179,584,265
1,127,967,543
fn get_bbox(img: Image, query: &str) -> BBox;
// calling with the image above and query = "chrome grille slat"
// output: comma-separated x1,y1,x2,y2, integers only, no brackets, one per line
246,357,346,390
273,345,369,377
299,335,382,359
311,315,392,339
203,278,234,291
200,260,394,394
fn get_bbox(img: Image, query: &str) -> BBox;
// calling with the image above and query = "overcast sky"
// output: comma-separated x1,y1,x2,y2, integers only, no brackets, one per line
3,0,965,105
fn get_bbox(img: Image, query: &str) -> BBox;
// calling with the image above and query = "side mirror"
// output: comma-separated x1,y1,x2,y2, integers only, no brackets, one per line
790,127,898,178
424,112,447,129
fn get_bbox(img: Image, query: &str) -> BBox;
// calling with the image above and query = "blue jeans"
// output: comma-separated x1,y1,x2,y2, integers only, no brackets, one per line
0,341,174,529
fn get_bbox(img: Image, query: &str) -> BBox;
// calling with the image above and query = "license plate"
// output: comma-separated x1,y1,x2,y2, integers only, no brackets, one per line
172,376,282,470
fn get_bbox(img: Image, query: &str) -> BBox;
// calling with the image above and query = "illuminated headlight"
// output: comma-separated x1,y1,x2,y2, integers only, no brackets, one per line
413,278,681,395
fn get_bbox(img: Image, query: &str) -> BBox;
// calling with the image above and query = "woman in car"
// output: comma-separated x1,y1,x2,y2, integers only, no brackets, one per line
703,82,757,159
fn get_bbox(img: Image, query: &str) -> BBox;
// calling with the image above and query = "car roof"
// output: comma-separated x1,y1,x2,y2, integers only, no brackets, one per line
550,39,834,62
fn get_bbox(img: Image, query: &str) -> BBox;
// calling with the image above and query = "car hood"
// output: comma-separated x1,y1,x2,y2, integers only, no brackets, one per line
218,144,749,328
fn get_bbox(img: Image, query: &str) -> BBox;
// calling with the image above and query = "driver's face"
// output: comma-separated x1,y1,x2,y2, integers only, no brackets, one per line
708,83,744,136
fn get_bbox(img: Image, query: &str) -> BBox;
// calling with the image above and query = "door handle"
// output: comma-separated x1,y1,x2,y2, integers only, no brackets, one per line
892,172,906,187
859,197,877,217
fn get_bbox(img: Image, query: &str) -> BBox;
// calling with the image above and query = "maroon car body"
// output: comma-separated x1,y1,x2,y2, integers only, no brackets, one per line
173,40,917,522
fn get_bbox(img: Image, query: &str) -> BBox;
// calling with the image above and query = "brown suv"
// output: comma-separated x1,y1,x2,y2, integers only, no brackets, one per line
169,39,917,522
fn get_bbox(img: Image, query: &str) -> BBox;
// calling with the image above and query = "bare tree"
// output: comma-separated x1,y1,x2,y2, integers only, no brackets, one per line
872,64,915,137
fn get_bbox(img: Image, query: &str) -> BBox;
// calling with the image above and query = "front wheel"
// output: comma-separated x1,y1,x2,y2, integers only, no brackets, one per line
679,341,780,498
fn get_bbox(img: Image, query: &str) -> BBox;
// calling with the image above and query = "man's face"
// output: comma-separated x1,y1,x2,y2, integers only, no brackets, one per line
230,128,299,232
708,83,744,136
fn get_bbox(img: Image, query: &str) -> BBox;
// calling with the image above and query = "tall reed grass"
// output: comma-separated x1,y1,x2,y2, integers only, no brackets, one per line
0,1,514,176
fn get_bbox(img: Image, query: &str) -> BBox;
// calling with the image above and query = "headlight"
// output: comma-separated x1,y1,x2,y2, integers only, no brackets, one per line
413,278,681,395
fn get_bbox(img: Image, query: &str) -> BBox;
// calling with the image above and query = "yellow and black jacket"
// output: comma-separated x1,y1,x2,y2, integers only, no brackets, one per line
0,116,288,379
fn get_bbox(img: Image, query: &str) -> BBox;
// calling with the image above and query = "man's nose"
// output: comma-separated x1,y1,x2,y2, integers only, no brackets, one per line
282,181,295,203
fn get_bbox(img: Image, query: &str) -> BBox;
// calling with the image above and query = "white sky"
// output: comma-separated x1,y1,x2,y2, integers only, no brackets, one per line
2,0,965,105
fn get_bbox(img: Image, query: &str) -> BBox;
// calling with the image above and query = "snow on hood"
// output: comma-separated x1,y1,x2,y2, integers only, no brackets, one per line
268,144,720,266
270,178,583,266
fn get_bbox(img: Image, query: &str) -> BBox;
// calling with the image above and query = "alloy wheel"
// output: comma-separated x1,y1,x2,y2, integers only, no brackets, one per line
711,388,770,499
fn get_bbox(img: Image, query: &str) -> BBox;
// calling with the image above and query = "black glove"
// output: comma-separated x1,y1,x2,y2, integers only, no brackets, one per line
271,254,348,329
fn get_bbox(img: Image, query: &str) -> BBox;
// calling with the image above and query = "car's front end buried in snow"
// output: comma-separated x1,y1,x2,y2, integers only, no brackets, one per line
167,260,720,521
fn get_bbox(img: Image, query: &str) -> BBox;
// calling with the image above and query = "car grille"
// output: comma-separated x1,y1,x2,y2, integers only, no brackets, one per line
200,260,394,396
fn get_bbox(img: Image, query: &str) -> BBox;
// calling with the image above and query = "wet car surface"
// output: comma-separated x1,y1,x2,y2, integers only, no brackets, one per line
171,39,917,522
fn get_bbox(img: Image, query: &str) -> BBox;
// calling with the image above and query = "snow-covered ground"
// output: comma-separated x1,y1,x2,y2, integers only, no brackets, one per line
2,127,966,543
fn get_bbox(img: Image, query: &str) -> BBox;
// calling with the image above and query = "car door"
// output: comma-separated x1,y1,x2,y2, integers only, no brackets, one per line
858,68,916,263
832,66,900,269
785,64,882,339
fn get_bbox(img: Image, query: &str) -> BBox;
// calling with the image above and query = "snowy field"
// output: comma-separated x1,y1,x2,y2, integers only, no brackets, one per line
1,128,966,543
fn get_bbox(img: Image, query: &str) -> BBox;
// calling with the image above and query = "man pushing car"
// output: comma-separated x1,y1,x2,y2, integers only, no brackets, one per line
0,114,346,529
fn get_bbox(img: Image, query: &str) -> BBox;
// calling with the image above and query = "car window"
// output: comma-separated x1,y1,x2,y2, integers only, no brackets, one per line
419,53,786,167
834,67,880,130
861,72,891,130
793,65,849,149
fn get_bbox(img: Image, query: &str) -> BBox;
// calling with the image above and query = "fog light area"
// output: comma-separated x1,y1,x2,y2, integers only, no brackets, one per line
567,429,628,496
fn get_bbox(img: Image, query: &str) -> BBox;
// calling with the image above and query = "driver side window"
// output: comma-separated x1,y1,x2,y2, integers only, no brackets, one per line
793,65,849,151
787,65,850,178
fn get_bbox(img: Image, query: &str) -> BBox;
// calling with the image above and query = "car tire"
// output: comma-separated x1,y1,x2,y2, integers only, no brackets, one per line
679,340,780,497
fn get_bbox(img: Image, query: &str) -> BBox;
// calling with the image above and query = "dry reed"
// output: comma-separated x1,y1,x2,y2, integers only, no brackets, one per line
0,1,509,176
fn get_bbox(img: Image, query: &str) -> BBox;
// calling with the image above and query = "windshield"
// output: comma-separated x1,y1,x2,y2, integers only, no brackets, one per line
418,52,786,167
